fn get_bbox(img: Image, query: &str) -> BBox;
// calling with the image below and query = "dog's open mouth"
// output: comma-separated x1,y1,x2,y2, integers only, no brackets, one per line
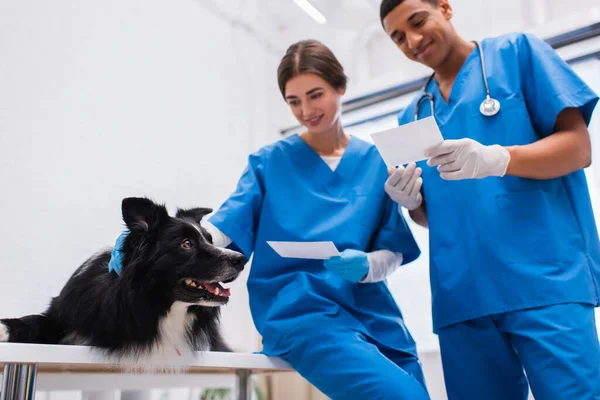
183,279,230,298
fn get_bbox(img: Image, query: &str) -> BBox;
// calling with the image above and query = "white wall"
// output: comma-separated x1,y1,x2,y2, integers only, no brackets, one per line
0,0,288,354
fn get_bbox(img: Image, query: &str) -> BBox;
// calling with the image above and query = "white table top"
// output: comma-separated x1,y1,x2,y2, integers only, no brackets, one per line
0,343,291,374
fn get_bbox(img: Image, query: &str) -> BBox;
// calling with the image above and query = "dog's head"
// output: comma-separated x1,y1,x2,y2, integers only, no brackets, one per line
118,197,246,306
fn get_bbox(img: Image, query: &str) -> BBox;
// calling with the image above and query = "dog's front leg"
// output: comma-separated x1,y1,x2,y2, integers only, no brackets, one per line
0,314,64,344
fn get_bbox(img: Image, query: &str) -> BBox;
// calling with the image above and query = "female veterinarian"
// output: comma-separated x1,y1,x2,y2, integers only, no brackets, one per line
204,40,431,400
380,0,600,399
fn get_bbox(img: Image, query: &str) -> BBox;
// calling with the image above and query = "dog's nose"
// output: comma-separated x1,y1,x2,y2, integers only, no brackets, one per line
230,253,246,270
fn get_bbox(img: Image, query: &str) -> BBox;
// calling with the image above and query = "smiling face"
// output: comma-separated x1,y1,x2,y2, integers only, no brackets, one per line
382,0,455,69
284,73,345,135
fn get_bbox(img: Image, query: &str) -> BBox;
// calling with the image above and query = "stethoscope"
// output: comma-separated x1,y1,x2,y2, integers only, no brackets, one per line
414,41,501,121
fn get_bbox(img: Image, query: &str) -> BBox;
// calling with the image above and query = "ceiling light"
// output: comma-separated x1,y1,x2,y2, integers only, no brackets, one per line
291,0,327,24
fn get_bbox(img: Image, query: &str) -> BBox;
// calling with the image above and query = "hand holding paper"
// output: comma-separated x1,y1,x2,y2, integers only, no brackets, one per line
425,138,510,180
323,249,370,282
267,241,369,282
370,116,509,181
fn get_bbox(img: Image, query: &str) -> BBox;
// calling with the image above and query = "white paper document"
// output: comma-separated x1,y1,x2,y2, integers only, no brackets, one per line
267,241,340,260
369,116,444,167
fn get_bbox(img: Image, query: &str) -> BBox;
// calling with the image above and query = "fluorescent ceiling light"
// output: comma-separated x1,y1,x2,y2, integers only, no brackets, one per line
291,0,327,24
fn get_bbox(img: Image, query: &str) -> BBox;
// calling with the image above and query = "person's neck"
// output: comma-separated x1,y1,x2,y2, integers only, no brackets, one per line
300,121,349,157
434,37,475,86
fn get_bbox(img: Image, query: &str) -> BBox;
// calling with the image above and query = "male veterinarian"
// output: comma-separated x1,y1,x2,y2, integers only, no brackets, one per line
379,0,600,399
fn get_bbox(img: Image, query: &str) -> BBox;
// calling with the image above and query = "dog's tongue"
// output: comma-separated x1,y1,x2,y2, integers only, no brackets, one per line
203,282,231,297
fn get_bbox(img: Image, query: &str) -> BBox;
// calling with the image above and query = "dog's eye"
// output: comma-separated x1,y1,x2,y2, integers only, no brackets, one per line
181,239,193,249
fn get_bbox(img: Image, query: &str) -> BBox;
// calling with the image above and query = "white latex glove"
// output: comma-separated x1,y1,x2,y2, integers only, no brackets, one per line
384,162,423,211
425,138,510,180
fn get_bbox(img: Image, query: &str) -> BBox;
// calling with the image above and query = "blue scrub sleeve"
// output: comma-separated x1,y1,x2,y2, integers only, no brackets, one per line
369,196,421,265
518,33,599,138
208,152,265,259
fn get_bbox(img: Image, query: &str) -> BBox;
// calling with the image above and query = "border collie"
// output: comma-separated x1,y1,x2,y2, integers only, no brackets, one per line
0,197,246,370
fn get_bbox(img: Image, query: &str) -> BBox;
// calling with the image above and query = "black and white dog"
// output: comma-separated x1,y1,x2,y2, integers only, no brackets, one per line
0,197,245,368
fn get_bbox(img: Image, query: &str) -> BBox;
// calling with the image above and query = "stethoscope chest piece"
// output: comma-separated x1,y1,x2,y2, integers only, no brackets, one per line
415,41,502,120
479,96,500,116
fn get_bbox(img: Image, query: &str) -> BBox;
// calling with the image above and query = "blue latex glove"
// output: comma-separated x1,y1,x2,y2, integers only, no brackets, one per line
324,249,370,282
108,231,129,275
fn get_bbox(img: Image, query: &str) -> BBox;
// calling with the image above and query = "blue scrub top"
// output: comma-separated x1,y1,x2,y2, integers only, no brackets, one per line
398,32,600,332
209,134,421,355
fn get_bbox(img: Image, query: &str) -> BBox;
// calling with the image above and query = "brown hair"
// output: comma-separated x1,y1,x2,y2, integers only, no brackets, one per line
277,40,348,98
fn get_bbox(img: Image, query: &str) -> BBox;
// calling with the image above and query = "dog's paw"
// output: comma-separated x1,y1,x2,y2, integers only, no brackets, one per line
0,322,9,342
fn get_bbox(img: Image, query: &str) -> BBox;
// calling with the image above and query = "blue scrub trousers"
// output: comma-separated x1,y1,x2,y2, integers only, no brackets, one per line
438,303,600,400
279,328,430,400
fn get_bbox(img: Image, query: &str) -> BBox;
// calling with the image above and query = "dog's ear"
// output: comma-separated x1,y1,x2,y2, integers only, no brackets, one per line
122,197,169,232
176,207,213,224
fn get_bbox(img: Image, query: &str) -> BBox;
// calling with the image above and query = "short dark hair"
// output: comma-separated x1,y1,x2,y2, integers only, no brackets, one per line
277,40,348,98
380,0,438,24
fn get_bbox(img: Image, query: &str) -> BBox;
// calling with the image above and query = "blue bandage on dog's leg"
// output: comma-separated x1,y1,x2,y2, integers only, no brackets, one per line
108,231,129,275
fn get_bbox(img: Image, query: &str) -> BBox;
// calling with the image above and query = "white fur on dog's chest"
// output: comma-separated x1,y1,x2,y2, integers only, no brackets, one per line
58,301,205,373
123,301,200,370
156,301,197,356
99,302,207,373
